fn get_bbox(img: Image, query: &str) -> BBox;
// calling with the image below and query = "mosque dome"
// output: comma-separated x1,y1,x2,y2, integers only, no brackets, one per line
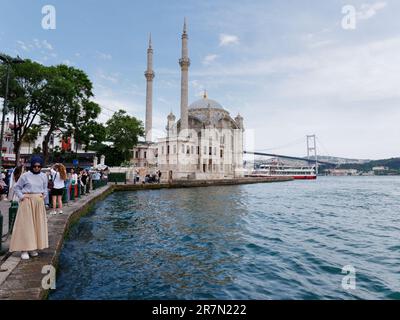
188,91,225,111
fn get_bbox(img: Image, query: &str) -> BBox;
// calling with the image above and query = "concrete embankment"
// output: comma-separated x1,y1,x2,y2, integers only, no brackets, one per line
114,176,293,191
0,176,292,300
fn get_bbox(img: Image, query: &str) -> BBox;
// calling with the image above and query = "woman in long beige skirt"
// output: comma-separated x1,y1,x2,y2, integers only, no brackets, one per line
9,156,49,260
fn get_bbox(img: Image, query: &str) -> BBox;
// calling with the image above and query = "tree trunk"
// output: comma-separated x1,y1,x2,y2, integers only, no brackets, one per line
42,133,51,166
43,124,56,166
14,140,21,167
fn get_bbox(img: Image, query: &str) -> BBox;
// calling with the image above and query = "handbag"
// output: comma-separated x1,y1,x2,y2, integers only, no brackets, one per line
48,172,56,189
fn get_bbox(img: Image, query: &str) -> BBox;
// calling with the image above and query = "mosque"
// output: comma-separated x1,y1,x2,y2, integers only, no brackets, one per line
131,20,245,180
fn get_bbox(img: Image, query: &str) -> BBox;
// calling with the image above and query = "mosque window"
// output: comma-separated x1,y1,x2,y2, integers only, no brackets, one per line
204,146,207,155
209,147,212,155
187,146,190,154
167,145,170,154
161,146,164,155
144,152,147,159
191,146,194,154
197,146,200,154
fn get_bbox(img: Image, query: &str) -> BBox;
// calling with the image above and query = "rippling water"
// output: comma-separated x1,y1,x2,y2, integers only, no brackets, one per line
50,176,400,300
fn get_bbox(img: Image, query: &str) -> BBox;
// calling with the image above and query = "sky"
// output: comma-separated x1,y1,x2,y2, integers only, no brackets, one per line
0,0,399,160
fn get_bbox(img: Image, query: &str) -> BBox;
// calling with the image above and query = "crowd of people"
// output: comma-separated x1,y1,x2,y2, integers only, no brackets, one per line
134,169,162,184
0,156,109,261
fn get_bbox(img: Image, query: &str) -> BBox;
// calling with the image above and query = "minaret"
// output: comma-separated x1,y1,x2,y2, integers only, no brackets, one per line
179,18,190,132
145,33,155,142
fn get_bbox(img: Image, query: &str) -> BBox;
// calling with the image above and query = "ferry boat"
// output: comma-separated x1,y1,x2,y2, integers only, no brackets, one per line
250,164,317,180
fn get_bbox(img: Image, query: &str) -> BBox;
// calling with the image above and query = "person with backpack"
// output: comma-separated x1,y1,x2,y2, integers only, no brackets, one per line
50,163,67,215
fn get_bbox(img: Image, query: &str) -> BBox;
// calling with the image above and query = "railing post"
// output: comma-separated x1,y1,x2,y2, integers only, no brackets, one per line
77,182,81,198
62,186,68,204
70,184,75,201
8,201,18,234
0,212,3,253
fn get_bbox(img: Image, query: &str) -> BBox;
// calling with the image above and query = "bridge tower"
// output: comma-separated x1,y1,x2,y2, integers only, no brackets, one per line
307,135,318,174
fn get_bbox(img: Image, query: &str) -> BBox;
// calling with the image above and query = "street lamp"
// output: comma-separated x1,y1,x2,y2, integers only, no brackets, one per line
0,53,24,169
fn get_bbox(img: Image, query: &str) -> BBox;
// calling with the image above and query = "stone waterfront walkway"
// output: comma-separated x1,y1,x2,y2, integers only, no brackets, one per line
0,185,113,300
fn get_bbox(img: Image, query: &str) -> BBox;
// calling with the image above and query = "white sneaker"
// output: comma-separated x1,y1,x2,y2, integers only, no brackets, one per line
21,252,30,260
49,210,57,215
29,251,39,257
57,210,63,214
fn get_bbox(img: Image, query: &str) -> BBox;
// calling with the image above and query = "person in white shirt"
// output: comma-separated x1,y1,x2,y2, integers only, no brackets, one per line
50,163,67,215
69,168,78,198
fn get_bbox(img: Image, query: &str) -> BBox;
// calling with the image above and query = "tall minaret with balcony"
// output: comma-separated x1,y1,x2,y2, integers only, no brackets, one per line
145,33,155,142
179,18,190,132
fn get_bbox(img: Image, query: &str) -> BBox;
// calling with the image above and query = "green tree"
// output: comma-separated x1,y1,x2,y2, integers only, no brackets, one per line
0,59,47,165
105,110,144,163
75,121,107,152
39,64,101,165
69,100,102,154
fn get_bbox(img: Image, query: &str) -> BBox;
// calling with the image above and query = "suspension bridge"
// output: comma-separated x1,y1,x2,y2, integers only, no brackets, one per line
244,135,337,168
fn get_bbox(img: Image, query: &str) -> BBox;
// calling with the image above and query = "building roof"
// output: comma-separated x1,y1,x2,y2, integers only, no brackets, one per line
188,92,225,111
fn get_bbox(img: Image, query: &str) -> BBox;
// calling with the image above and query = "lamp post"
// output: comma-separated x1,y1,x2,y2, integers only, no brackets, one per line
0,54,24,169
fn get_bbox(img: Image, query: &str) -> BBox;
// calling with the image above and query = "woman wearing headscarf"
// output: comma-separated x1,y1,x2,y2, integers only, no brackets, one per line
9,156,49,260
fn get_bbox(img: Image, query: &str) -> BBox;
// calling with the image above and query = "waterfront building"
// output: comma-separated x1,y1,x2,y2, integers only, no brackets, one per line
325,169,359,176
132,20,245,180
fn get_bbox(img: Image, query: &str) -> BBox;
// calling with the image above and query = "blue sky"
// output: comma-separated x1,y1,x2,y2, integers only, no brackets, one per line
1,0,399,159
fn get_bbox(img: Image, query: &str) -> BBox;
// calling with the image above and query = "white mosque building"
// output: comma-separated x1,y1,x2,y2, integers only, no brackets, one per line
131,20,245,180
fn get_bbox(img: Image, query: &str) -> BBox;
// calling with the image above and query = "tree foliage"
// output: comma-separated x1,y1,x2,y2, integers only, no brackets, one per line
104,109,144,162
0,59,47,164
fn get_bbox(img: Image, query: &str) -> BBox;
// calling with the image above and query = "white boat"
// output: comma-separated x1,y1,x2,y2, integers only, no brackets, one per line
249,163,317,180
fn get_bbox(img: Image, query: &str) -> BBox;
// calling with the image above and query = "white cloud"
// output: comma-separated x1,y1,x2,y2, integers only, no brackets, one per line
16,40,30,51
42,40,53,50
97,70,120,84
190,80,207,97
17,39,54,52
96,52,112,60
62,59,73,66
219,34,239,46
357,2,387,20
33,38,53,50
193,36,400,102
202,54,218,65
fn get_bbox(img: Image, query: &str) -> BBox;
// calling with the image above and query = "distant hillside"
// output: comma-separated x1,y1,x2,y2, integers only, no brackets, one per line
338,158,400,171
315,155,370,165
253,155,370,166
